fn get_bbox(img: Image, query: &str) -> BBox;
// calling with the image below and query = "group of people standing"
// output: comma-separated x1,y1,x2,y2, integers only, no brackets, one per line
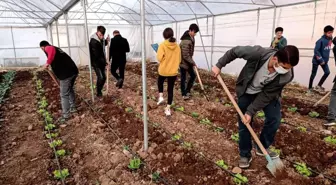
39,22,335,170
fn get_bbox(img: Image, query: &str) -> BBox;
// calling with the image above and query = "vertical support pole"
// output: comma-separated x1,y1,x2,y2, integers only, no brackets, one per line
10,26,17,66
140,0,148,152
65,12,72,56
82,0,95,102
210,16,215,67
49,24,54,45
312,1,317,40
271,7,277,41
55,19,60,47
175,22,178,39
256,8,260,37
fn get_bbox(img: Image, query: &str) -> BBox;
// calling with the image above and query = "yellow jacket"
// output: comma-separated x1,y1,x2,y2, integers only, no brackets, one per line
157,40,181,76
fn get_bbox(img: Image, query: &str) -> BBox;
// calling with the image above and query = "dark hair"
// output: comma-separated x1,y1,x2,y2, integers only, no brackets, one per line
163,27,176,42
39,40,50,47
189,23,199,33
275,27,284,33
113,30,120,34
324,25,334,33
274,45,299,66
97,26,106,35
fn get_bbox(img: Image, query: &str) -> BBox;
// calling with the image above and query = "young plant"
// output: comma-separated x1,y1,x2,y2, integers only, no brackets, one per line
215,98,220,102
308,111,319,118
231,133,239,143
216,160,228,170
49,140,63,148
45,124,56,130
125,107,133,113
288,107,298,113
53,169,70,180
294,162,312,177
257,111,265,118
172,133,181,141
269,147,281,156
233,174,248,185
224,103,232,107
297,126,307,133
46,133,59,139
152,172,160,182
175,106,185,112
123,145,130,151
215,126,224,132
281,118,286,123
128,157,141,170
183,141,192,149
200,118,212,125
56,149,66,157
191,112,199,118
324,136,336,145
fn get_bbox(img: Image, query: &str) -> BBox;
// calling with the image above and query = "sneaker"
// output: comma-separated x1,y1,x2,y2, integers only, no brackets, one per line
70,107,77,113
116,79,123,87
157,97,164,105
315,86,325,93
256,148,279,159
55,116,68,124
183,95,190,100
324,120,336,126
186,92,192,97
306,89,313,95
164,107,171,116
239,156,252,169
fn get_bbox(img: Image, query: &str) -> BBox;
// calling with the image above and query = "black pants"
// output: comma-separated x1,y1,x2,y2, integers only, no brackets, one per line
180,67,196,96
93,66,106,96
158,75,177,105
308,63,330,89
111,60,126,88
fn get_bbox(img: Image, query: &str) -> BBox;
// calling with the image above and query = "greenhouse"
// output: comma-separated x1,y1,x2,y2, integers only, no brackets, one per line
0,0,336,184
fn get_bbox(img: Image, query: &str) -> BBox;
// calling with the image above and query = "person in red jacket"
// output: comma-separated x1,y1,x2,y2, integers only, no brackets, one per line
40,41,79,123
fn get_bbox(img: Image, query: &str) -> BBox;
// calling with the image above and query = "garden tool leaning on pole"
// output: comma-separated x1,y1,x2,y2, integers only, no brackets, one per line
193,66,209,101
216,74,284,177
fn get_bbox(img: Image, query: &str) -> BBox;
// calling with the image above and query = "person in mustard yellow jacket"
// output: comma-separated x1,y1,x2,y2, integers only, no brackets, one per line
156,27,181,116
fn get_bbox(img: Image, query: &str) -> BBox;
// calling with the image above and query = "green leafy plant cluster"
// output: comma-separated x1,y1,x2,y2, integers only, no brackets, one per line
214,126,224,132
0,71,15,104
56,149,66,157
128,157,141,170
308,111,319,118
125,107,133,113
231,133,239,143
294,162,312,177
269,147,281,155
183,141,192,149
152,172,160,182
224,103,232,107
200,118,212,125
324,136,336,145
49,140,63,148
233,174,248,185
53,169,70,180
191,112,199,118
288,107,298,113
175,106,185,112
297,126,307,133
172,133,182,141
215,160,228,170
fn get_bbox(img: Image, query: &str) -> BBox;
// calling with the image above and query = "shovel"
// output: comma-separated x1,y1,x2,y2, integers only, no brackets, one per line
46,69,60,87
193,66,209,101
313,91,330,107
216,74,284,177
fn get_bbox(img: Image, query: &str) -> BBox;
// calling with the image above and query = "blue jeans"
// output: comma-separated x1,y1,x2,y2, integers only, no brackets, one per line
60,75,77,118
238,94,281,158
309,63,330,89
180,67,196,96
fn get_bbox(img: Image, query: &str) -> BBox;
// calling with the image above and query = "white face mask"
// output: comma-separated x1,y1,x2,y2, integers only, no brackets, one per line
274,63,289,74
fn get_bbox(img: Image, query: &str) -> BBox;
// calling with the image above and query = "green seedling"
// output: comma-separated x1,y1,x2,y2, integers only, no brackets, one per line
125,107,133,113
183,141,192,149
233,174,248,185
257,111,265,118
53,169,70,180
56,149,66,157
152,122,160,128
191,112,199,118
152,172,160,182
281,118,286,123
216,160,228,170
269,147,281,155
288,107,298,113
172,133,181,141
49,140,63,148
308,111,319,118
215,98,220,102
39,100,48,109
297,126,307,133
231,133,239,143
45,124,56,130
324,136,336,145
294,162,312,177
38,109,46,114
128,157,141,170
200,118,212,125
46,133,59,139
175,106,185,112
123,145,130,151
215,127,224,132
224,103,232,107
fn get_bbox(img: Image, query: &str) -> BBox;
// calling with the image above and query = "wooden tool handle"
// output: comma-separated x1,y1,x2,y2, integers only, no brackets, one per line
216,75,269,156
46,69,59,87
106,43,110,95
314,91,331,107
194,66,204,91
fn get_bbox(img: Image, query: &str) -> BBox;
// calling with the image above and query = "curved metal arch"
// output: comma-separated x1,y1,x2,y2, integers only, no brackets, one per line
147,0,176,21
106,1,151,25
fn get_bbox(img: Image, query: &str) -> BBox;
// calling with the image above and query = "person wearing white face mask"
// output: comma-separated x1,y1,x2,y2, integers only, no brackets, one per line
212,45,299,169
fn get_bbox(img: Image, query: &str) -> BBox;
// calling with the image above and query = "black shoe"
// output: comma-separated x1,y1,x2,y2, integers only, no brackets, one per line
116,79,123,87
239,156,252,169
97,92,103,98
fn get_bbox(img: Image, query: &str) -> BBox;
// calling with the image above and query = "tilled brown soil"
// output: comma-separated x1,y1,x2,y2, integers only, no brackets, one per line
0,71,55,185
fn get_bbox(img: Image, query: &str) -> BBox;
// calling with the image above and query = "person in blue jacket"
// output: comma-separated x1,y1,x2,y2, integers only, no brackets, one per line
308,25,334,93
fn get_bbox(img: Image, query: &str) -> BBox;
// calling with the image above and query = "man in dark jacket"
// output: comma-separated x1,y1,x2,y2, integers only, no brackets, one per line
212,45,299,169
308,25,334,93
40,40,79,123
180,23,199,100
89,26,110,97
326,37,336,126
109,30,130,89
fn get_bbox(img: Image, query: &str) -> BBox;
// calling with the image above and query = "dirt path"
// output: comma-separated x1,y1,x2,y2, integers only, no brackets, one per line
0,71,55,185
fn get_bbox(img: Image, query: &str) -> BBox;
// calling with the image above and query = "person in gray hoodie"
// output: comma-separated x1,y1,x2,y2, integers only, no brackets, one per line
89,26,110,97
212,45,299,169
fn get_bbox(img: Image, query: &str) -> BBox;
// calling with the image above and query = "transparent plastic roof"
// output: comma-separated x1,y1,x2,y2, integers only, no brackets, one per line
0,0,316,27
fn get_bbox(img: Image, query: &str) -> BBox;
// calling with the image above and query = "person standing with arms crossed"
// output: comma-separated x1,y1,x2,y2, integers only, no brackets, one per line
271,27,287,50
